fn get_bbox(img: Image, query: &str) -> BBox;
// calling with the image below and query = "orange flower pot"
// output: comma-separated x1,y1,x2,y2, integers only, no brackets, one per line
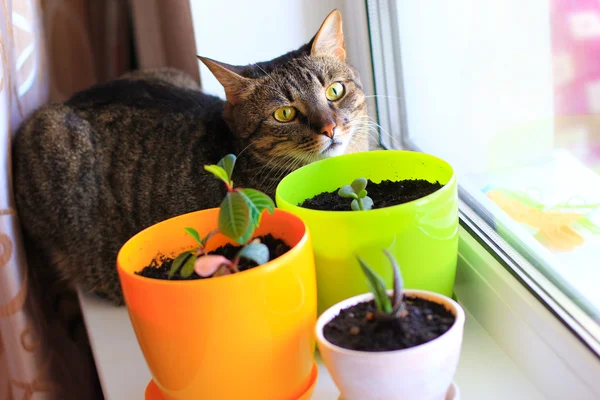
117,208,318,400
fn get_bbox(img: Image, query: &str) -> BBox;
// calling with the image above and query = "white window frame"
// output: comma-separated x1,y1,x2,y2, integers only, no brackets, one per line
363,0,600,397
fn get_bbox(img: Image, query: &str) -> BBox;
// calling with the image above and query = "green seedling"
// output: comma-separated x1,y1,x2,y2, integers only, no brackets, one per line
205,154,275,244
338,178,374,211
168,228,216,279
357,249,406,320
167,154,274,279
194,238,269,278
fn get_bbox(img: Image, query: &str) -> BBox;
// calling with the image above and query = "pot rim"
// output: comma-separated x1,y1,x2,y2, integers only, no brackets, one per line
275,150,456,216
116,208,310,285
315,289,465,358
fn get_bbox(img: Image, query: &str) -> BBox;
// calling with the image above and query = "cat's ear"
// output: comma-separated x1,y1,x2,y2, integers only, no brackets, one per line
197,56,251,105
310,9,346,62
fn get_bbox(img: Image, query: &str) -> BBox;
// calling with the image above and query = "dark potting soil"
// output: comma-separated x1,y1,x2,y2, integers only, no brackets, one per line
323,296,455,352
135,234,291,280
298,179,443,211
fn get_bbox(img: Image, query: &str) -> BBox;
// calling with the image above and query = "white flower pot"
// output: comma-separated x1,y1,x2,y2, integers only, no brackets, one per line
316,289,465,400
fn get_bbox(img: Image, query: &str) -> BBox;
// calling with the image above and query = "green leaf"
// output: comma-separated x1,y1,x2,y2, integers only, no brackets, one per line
204,165,230,185
383,249,405,316
179,253,198,278
362,196,374,211
168,251,193,278
218,154,237,180
357,256,392,314
242,189,275,213
236,222,255,245
351,178,368,193
358,189,367,199
184,228,203,246
237,241,269,265
351,199,360,211
201,229,218,247
239,188,275,228
338,185,357,198
219,191,250,241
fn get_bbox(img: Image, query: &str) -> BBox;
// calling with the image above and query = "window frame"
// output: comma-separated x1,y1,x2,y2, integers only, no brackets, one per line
363,0,600,396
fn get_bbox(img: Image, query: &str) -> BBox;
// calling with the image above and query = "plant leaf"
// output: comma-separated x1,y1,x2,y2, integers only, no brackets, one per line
168,251,193,278
362,196,374,211
219,191,250,241
204,165,230,185
218,154,237,180
351,178,368,193
237,241,270,265
351,199,360,211
239,188,275,228
237,191,260,235
357,255,392,314
201,229,218,246
384,249,405,317
184,228,203,246
338,185,357,198
236,222,255,245
358,189,367,198
194,255,232,277
179,253,198,278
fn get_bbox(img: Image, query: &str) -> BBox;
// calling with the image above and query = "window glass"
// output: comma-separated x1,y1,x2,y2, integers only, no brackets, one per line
381,0,600,325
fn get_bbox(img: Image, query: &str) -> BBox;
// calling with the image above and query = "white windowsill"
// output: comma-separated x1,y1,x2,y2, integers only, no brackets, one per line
78,287,544,400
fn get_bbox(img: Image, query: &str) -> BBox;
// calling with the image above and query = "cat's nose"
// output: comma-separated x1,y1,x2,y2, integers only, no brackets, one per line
320,122,337,138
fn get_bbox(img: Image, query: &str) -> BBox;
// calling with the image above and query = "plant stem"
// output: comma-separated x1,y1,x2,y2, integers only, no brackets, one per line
230,257,240,273
358,199,364,211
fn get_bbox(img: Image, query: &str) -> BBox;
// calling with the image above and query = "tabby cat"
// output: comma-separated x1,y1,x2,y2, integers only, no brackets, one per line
12,10,368,306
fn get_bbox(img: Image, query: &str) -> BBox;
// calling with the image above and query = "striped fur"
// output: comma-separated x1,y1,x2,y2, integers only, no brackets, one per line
11,10,367,305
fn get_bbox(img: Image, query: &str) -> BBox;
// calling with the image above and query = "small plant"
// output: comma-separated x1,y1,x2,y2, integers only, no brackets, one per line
357,249,406,320
168,154,275,279
168,228,217,279
205,154,275,244
338,178,374,211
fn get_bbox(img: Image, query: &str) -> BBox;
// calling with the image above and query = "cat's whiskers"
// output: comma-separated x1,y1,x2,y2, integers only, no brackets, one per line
364,94,404,100
347,116,396,143
242,119,374,190
357,115,395,139
251,148,304,183
266,158,303,191
346,120,381,143
236,140,259,159
351,128,384,146
256,140,320,186
261,152,307,192
244,140,307,171
252,63,288,99
346,121,391,150
349,123,379,139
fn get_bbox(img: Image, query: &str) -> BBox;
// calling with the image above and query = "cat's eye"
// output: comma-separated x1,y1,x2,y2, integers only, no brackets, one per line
273,106,297,122
325,82,345,101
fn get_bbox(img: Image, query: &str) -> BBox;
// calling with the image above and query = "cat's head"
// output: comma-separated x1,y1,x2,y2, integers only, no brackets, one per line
198,10,368,172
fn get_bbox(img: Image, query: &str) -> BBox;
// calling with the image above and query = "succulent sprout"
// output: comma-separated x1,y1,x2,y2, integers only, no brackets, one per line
357,249,406,320
338,178,374,211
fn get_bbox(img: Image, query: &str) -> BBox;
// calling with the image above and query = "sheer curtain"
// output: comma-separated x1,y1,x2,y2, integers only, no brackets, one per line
0,0,197,398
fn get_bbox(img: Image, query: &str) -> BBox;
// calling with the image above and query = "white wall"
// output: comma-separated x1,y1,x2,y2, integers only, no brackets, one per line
189,0,375,110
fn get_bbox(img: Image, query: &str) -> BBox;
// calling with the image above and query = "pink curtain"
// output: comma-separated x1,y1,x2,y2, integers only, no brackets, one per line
551,0,600,171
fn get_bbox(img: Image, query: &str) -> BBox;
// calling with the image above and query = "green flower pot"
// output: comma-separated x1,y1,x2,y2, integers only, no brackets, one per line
275,150,458,313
